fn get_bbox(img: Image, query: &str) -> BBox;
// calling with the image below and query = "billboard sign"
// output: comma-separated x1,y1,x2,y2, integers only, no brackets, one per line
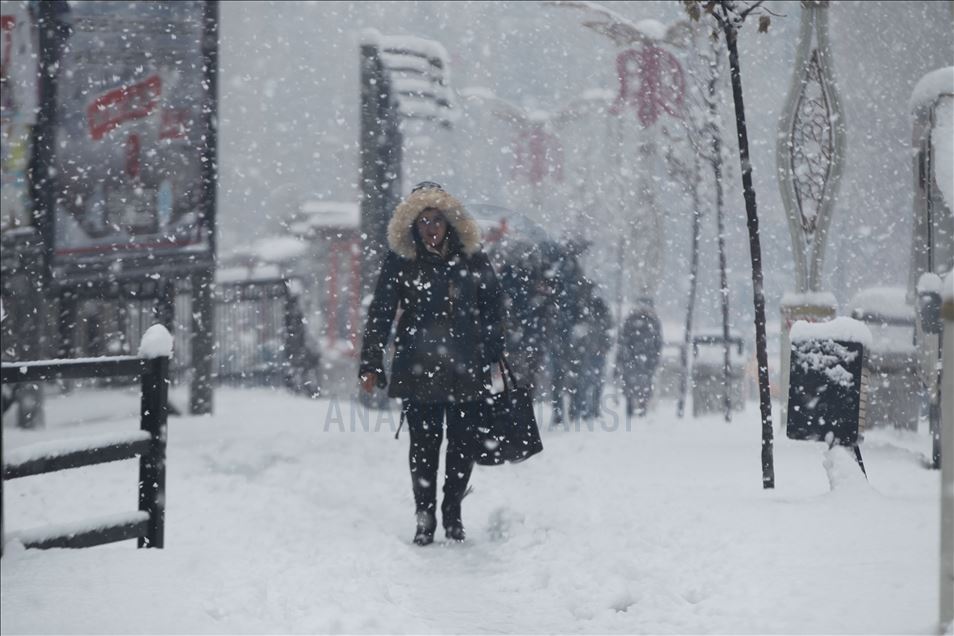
0,0,37,233
50,1,214,281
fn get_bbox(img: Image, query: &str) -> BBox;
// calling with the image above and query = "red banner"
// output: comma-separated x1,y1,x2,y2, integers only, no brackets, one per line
612,44,685,127
86,74,162,140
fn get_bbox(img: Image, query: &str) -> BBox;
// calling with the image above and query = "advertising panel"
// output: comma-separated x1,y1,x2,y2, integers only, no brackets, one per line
0,0,37,233
51,1,213,280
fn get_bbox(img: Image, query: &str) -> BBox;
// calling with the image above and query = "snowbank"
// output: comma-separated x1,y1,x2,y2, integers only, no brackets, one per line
380,52,430,75
0,388,941,634
790,316,873,348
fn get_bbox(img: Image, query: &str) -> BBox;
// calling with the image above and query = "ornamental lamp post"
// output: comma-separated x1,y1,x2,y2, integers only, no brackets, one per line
609,41,685,310
542,3,690,322
458,89,596,222
776,0,846,430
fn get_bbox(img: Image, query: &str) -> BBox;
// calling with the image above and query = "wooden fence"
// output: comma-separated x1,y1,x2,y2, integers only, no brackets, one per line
1,355,168,556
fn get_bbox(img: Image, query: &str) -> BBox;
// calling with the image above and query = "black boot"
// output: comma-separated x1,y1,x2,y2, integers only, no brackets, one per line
413,511,436,546
441,500,465,542
445,523,465,542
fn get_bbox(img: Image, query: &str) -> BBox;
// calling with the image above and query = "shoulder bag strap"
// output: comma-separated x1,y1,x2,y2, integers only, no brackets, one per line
497,357,519,391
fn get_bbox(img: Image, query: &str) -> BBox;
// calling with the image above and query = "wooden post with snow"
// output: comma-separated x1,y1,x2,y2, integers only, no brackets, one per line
137,325,172,549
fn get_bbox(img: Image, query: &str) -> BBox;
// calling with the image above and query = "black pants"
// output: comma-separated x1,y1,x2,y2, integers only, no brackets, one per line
624,372,654,416
405,400,481,525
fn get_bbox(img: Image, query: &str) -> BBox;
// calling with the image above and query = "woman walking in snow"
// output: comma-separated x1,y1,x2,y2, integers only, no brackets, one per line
358,182,505,546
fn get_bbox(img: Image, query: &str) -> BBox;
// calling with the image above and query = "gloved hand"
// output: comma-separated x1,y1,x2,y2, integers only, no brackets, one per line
359,370,388,393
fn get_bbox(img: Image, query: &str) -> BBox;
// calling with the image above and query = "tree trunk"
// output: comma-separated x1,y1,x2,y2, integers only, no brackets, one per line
722,18,775,489
676,157,701,419
190,267,215,415
712,111,732,424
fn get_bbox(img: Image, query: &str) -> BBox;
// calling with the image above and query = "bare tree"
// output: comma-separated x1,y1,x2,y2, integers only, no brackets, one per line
662,21,735,422
684,0,777,488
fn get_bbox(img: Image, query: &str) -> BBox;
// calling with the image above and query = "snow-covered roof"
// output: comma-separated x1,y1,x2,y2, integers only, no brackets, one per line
380,34,449,68
790,317,873,348
847,287,913,321
216,264,283,284
393,76,437,96
253,236,308,264
780,291,838,309
381,52,431,75
295,201,360,230
909,66,954,112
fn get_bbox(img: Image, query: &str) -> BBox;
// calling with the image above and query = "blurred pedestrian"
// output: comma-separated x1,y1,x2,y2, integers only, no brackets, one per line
572,293,612,420
616,299,663,417
498,242,551,395
545,240,589,424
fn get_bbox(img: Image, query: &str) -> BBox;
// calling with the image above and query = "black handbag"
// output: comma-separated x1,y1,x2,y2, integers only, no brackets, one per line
474,358,544,466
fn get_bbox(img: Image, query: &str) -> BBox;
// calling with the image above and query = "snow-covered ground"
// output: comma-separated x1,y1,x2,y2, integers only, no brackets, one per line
1,386,943,634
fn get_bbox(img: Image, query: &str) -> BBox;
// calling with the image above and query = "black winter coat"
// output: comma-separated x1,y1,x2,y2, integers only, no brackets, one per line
617,308,663,379
359,246,505,403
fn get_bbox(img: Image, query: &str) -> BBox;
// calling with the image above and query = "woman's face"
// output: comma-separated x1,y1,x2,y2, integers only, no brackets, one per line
416,208,447,249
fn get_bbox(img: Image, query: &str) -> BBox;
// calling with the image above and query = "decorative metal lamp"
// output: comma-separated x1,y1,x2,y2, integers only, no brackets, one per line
776,0,846,426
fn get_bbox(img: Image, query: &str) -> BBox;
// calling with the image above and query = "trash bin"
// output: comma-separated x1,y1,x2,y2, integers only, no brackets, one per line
787,318,871,446
655,341,686,401
691,332,745,417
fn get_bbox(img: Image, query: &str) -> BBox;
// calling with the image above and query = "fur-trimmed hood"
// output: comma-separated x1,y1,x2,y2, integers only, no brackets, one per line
387,188,482,260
